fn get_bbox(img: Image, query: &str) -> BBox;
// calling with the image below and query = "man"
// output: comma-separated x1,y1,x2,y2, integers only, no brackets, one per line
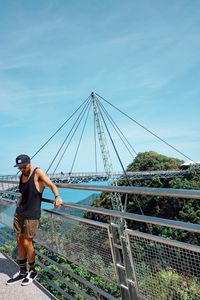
6,154,63,286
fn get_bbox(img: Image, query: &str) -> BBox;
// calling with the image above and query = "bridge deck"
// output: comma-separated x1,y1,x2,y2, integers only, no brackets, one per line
0,251,55,300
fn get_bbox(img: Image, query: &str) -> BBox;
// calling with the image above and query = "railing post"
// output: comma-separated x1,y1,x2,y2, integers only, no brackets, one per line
121,234,139,299
109,219,139,300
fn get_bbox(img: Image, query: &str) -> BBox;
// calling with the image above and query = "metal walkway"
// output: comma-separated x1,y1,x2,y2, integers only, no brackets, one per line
0,251,55,300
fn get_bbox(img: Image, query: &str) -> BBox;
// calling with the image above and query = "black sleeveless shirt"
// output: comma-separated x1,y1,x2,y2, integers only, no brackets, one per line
16,168,43,219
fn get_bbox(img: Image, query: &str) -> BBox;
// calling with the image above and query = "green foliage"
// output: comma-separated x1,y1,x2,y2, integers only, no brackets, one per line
169,169,200,190
86,192,112,223
126,154,200,244
140,269,200,300
34,244,120,299
89,152,200,244
127,151,184,171
36,216,120,299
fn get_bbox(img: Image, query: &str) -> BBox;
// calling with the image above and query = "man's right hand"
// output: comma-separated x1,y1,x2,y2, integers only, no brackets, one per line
54,196,63,208
16,196,22,207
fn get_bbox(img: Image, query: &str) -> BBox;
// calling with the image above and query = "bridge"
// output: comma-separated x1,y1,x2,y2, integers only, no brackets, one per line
0,169,187,187
0,93,199,299
0,182,200,300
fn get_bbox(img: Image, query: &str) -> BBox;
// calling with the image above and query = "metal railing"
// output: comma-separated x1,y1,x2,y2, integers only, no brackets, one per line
0,183,200,299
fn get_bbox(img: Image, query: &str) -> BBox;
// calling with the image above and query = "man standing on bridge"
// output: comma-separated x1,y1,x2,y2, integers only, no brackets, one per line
6,154,63,286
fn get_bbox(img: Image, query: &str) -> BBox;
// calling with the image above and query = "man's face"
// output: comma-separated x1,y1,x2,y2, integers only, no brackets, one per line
18,163,31,176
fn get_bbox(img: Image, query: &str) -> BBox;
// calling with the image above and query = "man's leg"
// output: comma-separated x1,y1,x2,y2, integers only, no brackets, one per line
17,234,28,274
6,216,28,285
21,238,37,285
23,218,39,272
17,234,27,259
21,219,39,286
23,237,36,271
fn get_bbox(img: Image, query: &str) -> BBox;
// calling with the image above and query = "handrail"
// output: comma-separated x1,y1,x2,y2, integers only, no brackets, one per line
55,183,200,199
1,194,199,233
41,198,200,233
1,179,200,199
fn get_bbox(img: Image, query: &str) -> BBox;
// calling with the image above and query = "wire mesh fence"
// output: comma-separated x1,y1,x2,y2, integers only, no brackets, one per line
36,210,117,283
0,198,16,228
0,176,19,192
0,183,200,299
127,230,200,300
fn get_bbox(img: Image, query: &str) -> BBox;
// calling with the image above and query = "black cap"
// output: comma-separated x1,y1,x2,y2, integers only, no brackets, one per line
14,154,31,167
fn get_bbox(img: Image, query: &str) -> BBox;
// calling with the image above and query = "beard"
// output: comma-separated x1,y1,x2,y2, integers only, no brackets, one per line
22,168,31,177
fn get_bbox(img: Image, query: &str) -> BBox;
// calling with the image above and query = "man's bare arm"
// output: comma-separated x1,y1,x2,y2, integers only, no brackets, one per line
36,168,63,208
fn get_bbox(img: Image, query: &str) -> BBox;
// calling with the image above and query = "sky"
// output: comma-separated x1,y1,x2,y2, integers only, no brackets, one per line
0,0,200,175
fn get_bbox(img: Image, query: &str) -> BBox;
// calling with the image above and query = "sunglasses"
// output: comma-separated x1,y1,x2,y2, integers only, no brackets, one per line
18,164,29,170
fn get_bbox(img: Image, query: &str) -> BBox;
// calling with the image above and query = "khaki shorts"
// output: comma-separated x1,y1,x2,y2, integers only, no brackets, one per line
13,213,39,239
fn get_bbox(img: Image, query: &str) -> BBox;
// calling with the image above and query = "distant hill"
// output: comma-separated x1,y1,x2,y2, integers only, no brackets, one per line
56,193,99,217
76,193,99,205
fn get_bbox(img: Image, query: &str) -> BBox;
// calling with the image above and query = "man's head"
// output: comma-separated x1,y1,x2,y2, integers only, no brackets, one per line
14,154,31,175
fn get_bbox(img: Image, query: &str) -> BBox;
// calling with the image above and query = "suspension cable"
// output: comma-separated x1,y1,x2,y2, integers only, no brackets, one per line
96,93,195,162
94,108,98,173
70,101,92,173
96,97,137,157
30,96,91,161
95,99,152,221
96,99,131,184
51,100,91,174
47,99,91,174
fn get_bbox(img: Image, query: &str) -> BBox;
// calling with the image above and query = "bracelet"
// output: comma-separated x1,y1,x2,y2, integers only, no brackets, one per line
55,195,60,199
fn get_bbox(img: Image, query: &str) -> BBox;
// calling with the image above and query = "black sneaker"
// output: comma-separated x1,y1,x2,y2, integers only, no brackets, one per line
21,270,37,286
6,271,27,285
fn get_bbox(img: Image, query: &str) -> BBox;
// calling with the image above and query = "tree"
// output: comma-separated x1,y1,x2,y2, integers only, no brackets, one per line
127,151,184,171
89,151,200,244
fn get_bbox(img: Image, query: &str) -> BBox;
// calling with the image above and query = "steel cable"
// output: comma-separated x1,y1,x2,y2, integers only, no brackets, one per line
48,98,91,173
96,93,195,163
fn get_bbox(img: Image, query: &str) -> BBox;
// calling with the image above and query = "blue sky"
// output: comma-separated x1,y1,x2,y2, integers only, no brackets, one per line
0,0,200,174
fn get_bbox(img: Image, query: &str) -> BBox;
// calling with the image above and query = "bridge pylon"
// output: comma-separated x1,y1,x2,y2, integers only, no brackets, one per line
91,92,113,177
91,93,137,299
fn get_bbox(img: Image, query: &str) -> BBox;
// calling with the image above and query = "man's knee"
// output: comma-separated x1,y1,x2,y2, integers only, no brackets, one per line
23,238,33,249
16,235,24,245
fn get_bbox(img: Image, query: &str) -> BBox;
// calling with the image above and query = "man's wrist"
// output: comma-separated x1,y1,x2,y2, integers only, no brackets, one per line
55,195,60,199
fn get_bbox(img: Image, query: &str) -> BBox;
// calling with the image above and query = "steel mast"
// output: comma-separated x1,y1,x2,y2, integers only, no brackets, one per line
91,92,124,211
91,92,136,299
91,92,113,177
